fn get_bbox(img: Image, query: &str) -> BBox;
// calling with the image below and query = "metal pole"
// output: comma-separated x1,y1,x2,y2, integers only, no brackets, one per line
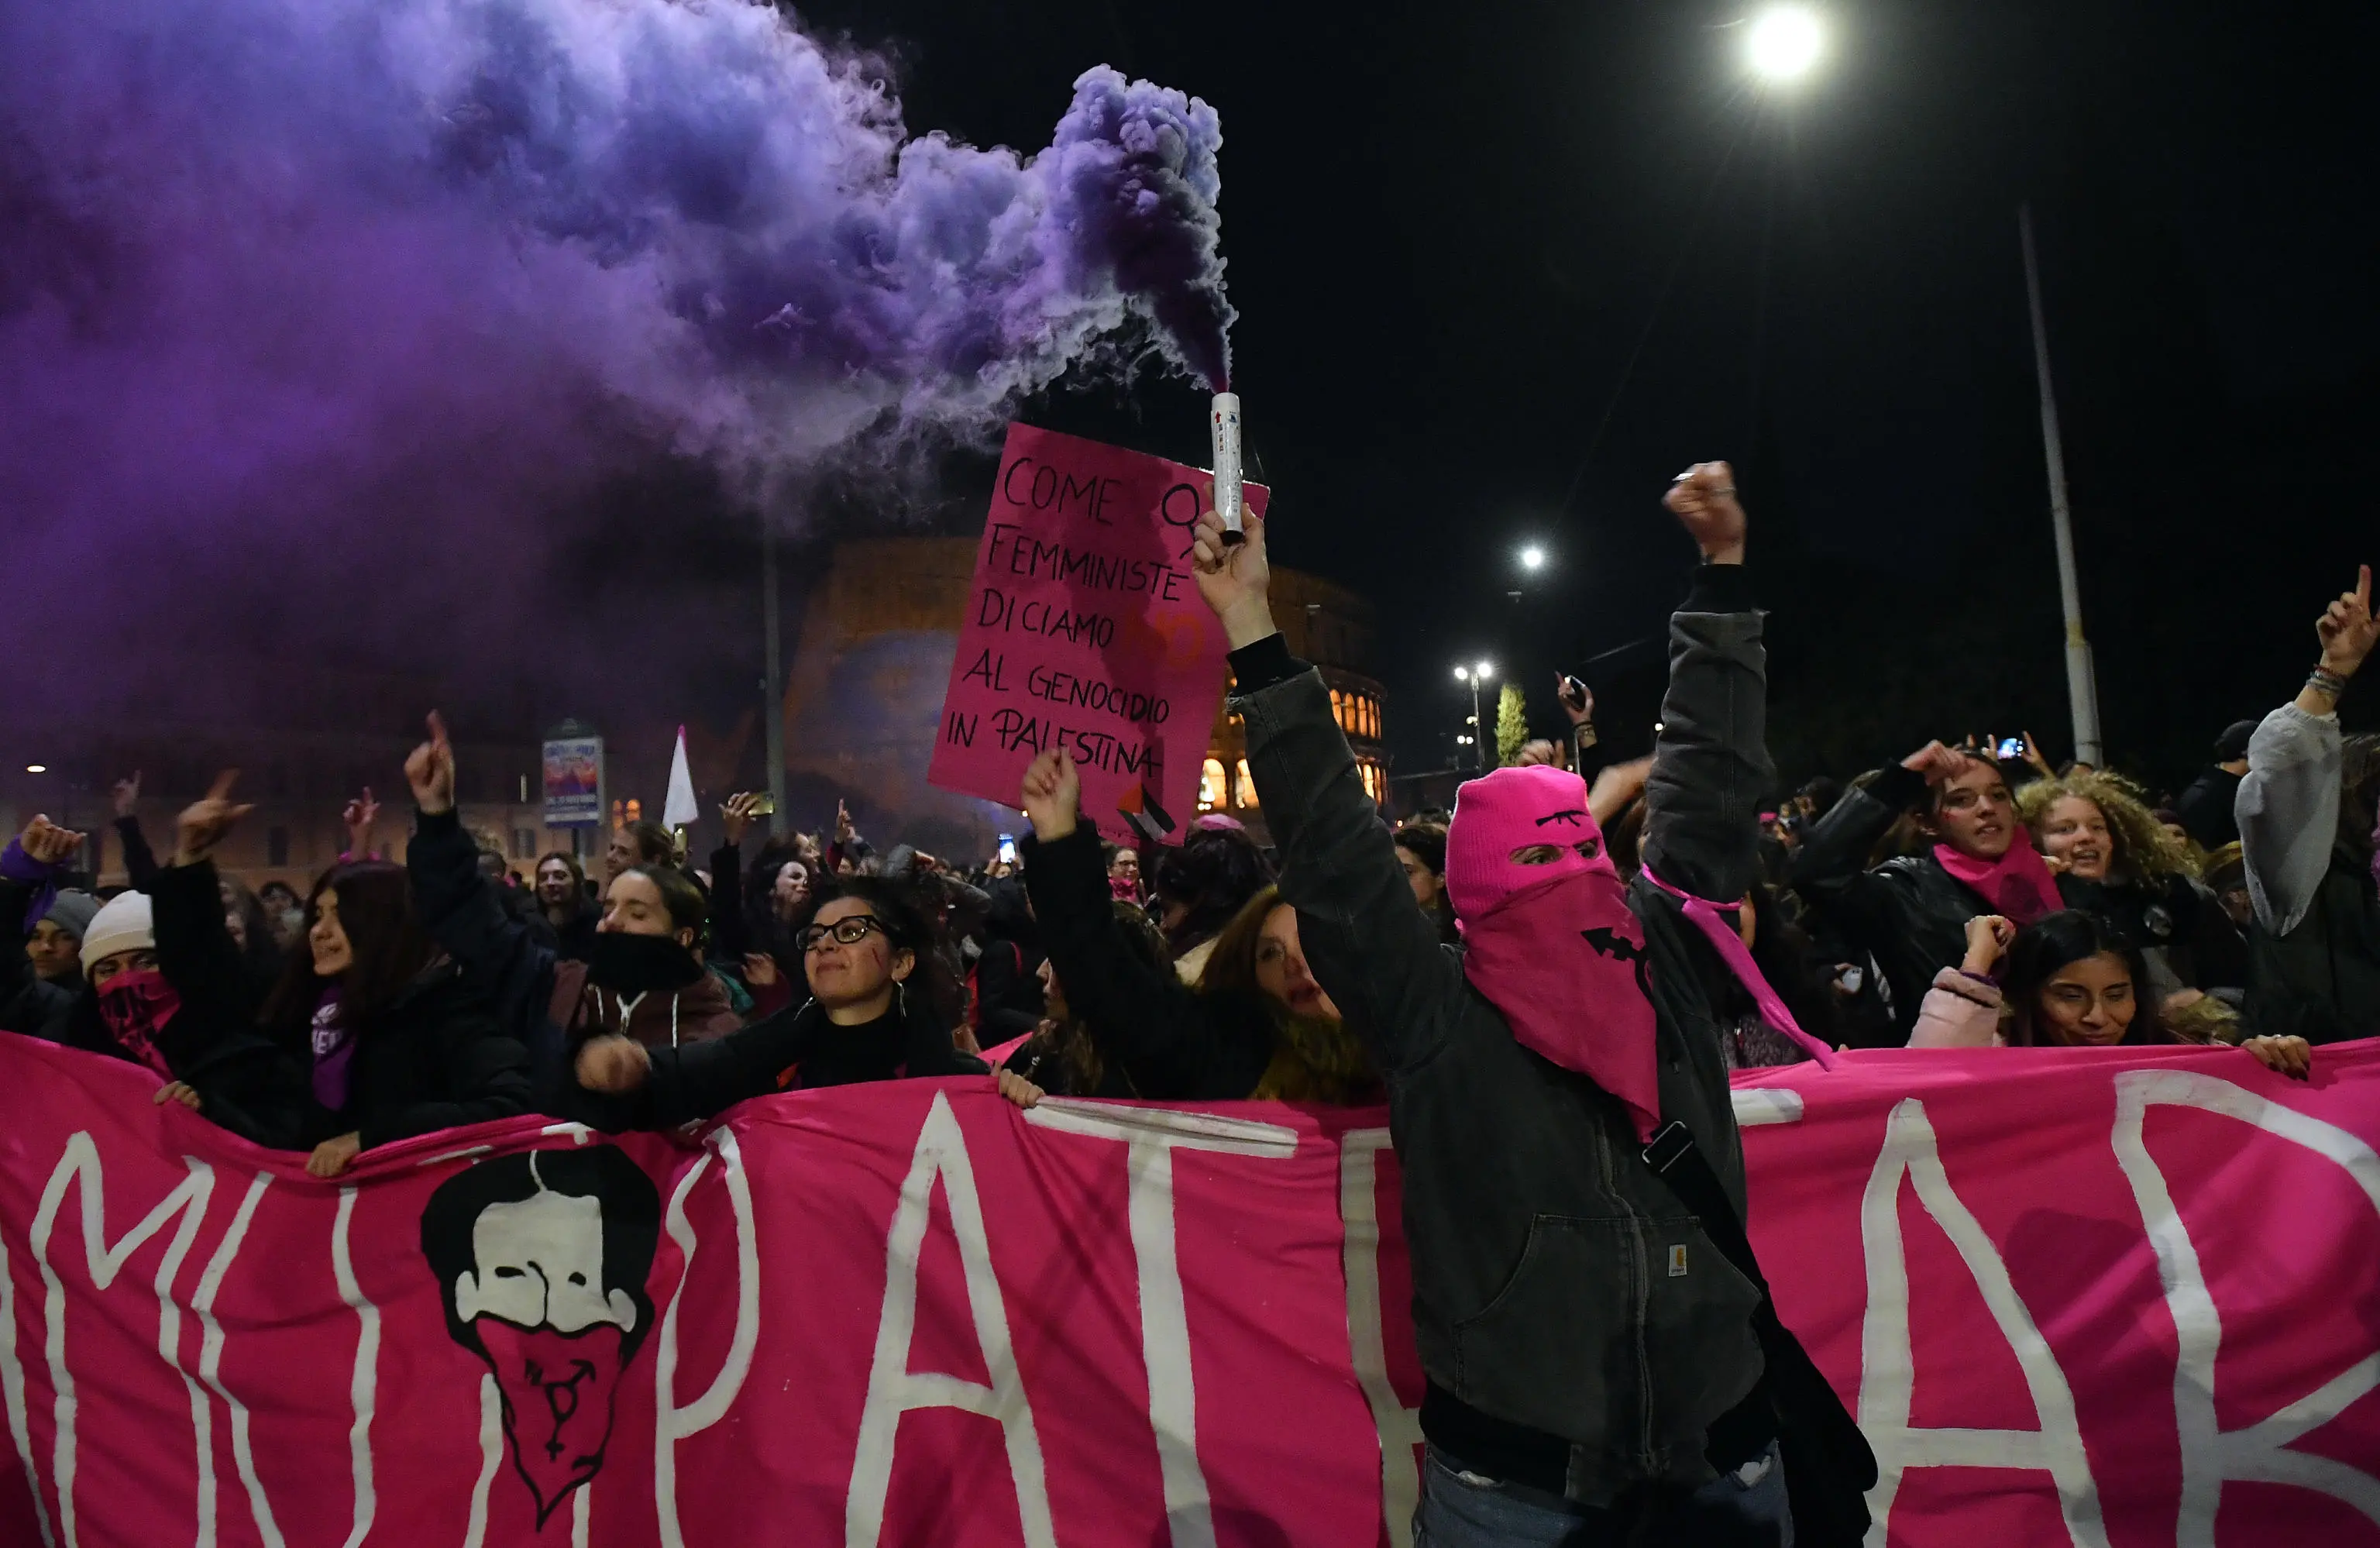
2020,203,2103,766
1471,679,1485,772
761,514,789,837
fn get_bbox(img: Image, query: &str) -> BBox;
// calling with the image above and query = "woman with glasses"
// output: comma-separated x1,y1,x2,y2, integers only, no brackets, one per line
572,876,988,1123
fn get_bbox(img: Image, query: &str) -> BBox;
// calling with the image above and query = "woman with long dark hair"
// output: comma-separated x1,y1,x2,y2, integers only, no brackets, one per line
1911,909,2309,1076
995,748,1376,1109
261,855,533,1177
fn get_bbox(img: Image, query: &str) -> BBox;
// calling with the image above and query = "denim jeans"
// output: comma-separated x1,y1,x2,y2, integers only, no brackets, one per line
1412,1442,1793,1548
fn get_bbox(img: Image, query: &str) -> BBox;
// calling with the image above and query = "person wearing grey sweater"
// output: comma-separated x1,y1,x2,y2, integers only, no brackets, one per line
2235,565,2380,1042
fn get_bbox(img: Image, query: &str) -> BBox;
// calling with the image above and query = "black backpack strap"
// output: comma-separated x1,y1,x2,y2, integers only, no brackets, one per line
1642,1121,1769,1292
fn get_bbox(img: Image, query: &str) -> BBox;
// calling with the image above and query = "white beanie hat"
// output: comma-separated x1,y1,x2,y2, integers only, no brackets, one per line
80,892,157,973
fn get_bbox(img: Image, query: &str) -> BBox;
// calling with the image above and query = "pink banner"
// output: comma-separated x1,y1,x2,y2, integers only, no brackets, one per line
2,1030,2377,1546
926,423,1270,845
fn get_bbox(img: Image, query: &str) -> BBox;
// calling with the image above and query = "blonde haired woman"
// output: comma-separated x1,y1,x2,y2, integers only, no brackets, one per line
2019,769,2248,1017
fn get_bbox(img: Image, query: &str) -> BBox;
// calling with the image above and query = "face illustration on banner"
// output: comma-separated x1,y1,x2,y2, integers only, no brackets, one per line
419,1147,662,1526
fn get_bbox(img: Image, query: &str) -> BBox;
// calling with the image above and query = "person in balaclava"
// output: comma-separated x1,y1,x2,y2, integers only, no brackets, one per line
6,789,309,1146
1188,466,1867,1546
399,713,741,1129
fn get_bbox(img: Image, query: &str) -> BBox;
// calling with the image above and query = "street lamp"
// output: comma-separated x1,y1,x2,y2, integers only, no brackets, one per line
1518,544,1546,573
1453,662,1498,772
1745,5,1823,82
24,764,45,774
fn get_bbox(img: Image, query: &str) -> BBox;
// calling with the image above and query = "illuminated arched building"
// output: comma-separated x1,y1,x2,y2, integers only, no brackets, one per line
1200,567,1389,840
777,538,1387,855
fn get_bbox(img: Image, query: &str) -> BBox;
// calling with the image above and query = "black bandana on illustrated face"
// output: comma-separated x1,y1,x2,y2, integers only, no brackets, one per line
584,931,702,994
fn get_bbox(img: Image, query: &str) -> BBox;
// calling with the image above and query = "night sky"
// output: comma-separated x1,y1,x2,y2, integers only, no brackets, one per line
789,0,2380,794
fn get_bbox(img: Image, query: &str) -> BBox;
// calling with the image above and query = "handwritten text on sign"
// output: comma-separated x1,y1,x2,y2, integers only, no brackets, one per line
927,423,1268,844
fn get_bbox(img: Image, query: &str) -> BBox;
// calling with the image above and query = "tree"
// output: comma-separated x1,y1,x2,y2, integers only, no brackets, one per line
1494,683,1529,768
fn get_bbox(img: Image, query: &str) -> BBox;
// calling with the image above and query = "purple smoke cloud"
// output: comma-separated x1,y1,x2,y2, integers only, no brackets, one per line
0,0,1231,704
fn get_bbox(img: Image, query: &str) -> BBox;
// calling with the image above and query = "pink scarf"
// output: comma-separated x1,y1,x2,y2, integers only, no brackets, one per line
1448,766,1663,1140
1638,866,1838,1068
1931,830,2062,923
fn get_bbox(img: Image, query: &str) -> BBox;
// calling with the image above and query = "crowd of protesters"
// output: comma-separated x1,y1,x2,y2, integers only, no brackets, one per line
3,462,2368,1545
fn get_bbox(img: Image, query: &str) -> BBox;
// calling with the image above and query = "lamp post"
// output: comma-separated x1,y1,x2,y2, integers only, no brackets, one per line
1453,660,1497,772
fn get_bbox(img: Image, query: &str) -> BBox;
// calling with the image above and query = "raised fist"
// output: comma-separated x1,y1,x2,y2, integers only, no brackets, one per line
1664,462,1746,564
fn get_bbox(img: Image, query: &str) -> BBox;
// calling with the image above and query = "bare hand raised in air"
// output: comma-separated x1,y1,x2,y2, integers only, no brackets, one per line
1901,740,1973,786
1961,915,2016,974
174,771,254,866
1664,462,1746,564
2316,565,2379,678
19,814,85,867
404,713,456,816
1020,747,1082,842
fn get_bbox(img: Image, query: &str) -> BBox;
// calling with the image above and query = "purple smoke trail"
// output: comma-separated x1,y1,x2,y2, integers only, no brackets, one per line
0,0,1233,702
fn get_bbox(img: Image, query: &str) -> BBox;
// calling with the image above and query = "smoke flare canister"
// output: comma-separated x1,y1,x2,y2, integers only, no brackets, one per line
1209,393,1245,545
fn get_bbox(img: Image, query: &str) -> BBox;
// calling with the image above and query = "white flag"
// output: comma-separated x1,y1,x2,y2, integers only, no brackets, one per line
662,725,700,831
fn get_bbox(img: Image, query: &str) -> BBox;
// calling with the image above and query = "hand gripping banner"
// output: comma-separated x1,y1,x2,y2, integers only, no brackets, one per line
2,1031,2377,1546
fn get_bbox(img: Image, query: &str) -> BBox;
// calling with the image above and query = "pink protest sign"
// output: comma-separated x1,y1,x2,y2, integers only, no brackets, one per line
927,422,1269,845
6,1030,2379,1546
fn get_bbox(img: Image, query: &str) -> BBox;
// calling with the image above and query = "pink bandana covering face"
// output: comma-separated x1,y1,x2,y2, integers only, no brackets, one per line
95,968,180,1079
479,1320,628,1524
1446,765,1662,1140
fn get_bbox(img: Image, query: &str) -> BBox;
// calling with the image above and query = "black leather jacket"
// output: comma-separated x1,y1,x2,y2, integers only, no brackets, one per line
1787,765,1989,1040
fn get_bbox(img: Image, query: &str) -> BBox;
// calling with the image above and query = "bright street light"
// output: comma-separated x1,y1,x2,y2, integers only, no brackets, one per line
1453,665,1470,682
23,764,45,774
1518,545,1546,572
1746,5,1822,81
1476,660,1497,680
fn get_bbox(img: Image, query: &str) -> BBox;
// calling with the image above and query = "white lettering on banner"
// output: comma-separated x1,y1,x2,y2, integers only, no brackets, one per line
655,1128,758,1548
331,1186,380,1548
23,1136,216,1548
848,1092,1058,1548
1856,1099,2108,1548
1339,1128,1422,1548
1732,1089,1804,1127
192,1170,284,1548
462,1373,500,1548
2111,1069,2380,1541
1023,1099,1301,1548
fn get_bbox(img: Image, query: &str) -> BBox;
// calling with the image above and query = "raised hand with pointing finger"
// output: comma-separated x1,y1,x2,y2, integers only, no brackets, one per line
404,712,456,815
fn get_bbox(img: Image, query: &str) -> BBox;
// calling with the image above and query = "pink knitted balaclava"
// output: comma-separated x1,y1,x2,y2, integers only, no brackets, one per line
1446,765,1661,1140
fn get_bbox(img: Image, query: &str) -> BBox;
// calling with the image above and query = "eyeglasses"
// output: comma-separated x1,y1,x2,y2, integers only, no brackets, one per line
797,915,885,953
